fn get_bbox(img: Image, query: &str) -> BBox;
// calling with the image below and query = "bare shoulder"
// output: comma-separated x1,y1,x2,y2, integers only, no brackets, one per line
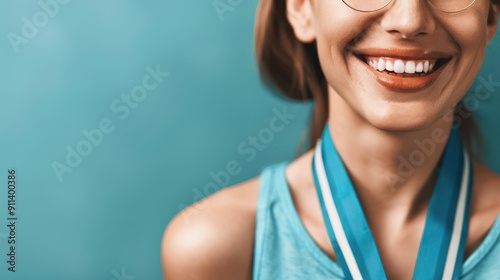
161,177,260,280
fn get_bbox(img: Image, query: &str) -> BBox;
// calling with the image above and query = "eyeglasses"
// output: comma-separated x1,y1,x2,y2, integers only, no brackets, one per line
342,0,477,13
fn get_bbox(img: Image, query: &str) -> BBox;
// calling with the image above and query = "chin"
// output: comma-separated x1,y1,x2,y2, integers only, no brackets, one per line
362,106,445,133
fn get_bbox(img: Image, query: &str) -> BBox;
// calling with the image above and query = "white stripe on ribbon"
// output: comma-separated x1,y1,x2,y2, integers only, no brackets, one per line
314,142,364,280
442,149,470,279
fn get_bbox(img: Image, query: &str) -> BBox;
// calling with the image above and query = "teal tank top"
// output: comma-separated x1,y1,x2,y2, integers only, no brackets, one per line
252,162,500,279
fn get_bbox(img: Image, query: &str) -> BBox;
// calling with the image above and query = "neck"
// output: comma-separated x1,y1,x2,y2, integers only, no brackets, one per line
327,90,453,224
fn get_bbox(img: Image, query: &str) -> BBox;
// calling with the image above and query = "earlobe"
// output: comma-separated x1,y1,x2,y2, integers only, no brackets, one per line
286,0,316,43
486,3,499,44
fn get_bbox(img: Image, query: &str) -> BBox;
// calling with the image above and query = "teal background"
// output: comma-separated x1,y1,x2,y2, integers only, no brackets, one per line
0,1,499,279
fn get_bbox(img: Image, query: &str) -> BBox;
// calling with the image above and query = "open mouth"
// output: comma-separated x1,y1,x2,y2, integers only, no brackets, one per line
353,53,452,77
348,49,454,91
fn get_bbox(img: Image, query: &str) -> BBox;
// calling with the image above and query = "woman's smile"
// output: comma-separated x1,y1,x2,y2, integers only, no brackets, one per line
350,48,454,91
297,0,498,130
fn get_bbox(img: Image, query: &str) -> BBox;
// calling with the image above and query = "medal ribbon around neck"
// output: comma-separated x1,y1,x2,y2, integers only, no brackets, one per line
312,124,473,280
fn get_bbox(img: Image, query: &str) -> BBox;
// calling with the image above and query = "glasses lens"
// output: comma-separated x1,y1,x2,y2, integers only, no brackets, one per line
428,0,477,13
341,0,477,13
341,0,392,12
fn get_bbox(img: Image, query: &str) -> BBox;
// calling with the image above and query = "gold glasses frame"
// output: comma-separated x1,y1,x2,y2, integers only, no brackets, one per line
341,0,478,13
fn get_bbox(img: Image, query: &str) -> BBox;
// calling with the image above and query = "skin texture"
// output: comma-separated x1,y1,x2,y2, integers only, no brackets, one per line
162,0,500,279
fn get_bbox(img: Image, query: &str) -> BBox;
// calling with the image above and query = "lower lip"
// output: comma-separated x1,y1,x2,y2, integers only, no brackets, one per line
355,55,449,91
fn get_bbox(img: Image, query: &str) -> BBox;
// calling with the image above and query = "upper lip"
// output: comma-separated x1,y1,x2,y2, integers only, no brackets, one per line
350,48,454,60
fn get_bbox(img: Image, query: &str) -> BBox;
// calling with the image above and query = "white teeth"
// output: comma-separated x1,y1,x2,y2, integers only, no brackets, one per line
416,62,423,73
377,58,385,71
394,60,405,74
366,57,436,74
405,61,416,74
386,60,394,71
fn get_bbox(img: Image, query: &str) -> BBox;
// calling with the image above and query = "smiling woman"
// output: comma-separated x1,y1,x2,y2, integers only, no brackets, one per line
161,0,500,279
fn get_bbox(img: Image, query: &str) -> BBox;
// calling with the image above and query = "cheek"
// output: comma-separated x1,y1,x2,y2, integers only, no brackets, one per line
314,1,373,56
438,9,490,101
442,3,490,42
314,8,374,87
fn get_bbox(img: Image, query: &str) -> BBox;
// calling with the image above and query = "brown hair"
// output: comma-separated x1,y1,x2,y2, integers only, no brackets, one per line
254,0,497,155
255,0,325,154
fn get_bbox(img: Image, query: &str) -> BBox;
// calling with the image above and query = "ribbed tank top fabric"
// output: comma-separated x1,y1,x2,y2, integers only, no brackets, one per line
252,162,500,280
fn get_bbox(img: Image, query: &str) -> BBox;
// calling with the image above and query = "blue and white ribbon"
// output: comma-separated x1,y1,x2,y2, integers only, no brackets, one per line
312,124,473,280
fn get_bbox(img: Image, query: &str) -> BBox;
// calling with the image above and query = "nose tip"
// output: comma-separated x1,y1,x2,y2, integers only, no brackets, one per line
380,0,437,40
